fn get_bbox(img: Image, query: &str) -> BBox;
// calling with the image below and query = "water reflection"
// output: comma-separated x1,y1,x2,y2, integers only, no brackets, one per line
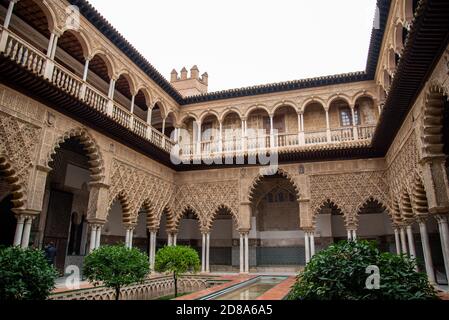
212,277,286,300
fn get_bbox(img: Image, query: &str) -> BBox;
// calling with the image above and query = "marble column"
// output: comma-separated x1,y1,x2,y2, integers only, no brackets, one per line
244,233,249,273
304,232,310,264
239,233,244,273
206,233,210,273
436,215,449,283
400,227,408,255
125,229,130,248
3,0,18,29
95,225,102,249
394,228,401,255
201,233,206,273
13,215,25,247
21,216,33,249
89,224,97,253
417,218,436,284
310,232,316,257
406,224,416,259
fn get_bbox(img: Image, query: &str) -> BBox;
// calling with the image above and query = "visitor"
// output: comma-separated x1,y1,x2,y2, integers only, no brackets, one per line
44,242,57,266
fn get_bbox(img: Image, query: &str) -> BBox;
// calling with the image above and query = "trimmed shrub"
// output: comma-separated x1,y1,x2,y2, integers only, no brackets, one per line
287,240,437,300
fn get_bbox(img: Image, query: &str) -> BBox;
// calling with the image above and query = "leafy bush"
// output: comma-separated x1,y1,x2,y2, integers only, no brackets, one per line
287,240,437,300
0,246,58,300
154,246,200,298
83,245,150,300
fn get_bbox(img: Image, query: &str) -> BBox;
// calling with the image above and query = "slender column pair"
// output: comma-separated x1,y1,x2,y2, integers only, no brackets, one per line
239,232,250,273
347,229,357,241
88,224,103,253
13,215,34,249
167,233,177,246
304,231,316,264
125,226,135,249
201,233,210,273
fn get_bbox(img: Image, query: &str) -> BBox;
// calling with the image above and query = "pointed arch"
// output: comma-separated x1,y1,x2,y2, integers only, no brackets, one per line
0,155,25,209
173,205,204,232
107,191,132,225
356,197,388,216
208,204,240,231
412,173,429,216
47,128,104,182
400,189,415,221
156,204,177,232
135,198,157,230
247,168,300,203
420,85,448,159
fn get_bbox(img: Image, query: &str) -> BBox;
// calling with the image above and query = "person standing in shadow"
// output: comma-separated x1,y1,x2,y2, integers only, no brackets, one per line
44,241,57,267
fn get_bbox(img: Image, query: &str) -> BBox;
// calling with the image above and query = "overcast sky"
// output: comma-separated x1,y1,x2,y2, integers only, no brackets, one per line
88,0,377,92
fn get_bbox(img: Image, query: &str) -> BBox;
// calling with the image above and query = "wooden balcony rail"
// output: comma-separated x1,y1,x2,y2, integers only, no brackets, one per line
0,29,175,153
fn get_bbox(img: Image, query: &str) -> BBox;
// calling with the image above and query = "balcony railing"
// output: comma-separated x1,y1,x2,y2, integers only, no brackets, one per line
0,28,174,154
178,124,376,159
0,28,378,161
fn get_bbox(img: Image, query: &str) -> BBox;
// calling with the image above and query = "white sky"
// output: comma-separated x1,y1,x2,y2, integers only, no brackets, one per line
88,0,377,92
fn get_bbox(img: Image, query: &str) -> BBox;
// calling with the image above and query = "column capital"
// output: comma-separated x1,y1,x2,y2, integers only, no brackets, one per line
88,181,110,189
435,214,449,224
238,229,250,235
11,209,39,219
124,223,137,231
415,214,430,224
87,219,106,226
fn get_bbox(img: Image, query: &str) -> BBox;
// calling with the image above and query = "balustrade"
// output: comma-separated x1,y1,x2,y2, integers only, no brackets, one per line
0,29,174,153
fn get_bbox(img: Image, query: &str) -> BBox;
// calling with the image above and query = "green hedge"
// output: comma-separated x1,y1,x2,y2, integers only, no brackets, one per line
0,246,58,300
287,240,437,300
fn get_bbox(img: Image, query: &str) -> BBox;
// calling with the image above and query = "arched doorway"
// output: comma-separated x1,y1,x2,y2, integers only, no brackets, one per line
315,200,346,247
357,198,394,253
41,137,92,273
249,173,302,271
210,206,237,272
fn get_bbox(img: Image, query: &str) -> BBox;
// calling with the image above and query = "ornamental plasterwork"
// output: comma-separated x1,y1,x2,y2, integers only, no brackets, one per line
0,111,42,209
172,180,240,231
309,170,390,226
107,159,175,222
386,132,419,202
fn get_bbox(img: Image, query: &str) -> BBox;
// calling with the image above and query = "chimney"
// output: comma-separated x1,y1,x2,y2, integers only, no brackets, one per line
180,67,188,80
170,69,178,83
190,65,200,79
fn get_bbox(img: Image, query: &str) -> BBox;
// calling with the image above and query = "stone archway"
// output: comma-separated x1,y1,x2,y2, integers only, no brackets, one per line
247,171,303,270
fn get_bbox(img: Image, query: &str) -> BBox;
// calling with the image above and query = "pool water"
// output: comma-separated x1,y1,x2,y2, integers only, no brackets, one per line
201,276,287,300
